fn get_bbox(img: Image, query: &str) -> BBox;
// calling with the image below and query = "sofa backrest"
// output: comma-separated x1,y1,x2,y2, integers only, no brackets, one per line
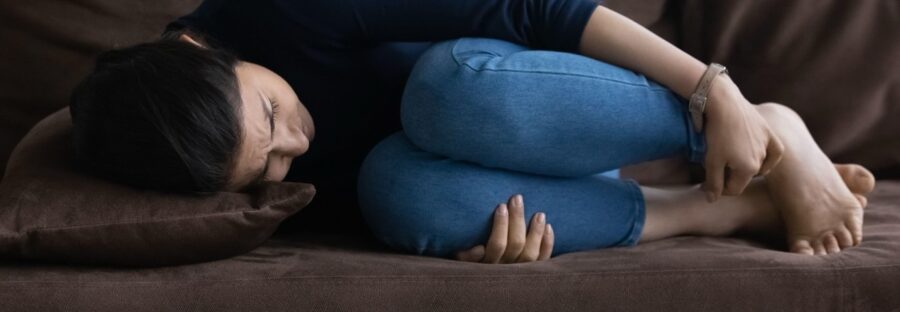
679,0,900,178
0,0,202,178
2,0,897,180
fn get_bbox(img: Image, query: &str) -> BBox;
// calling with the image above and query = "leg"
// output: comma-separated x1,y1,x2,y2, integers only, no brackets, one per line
387,38,876,256
358,132,646,258
358,132,874,257
401,38,705,178
640,178,780,243
639,161,875,244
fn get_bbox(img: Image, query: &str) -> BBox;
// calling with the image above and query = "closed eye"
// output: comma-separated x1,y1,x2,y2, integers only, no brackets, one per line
271,100,280,122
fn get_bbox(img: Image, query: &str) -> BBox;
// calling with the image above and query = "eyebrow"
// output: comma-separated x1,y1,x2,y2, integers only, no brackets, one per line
249,91,274,188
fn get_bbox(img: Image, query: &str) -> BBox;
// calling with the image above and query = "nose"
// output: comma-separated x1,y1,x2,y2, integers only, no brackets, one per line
278,131,310,158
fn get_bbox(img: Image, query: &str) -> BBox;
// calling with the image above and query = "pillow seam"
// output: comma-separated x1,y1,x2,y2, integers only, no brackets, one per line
23,209,264,233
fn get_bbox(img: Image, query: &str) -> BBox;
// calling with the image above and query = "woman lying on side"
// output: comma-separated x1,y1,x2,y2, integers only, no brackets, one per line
69,0,874,263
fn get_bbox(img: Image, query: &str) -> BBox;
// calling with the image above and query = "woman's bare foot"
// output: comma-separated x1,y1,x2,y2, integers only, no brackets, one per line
756,103,875,255
639,163,874,245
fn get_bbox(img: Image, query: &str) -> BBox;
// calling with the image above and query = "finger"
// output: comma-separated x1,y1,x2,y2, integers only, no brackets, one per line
703,158,726,202
455,245,485,262
501,194,527,263
538,224,554,261
482,204,509,264
516,212,546,263
723,166,754,196
758,135,785,176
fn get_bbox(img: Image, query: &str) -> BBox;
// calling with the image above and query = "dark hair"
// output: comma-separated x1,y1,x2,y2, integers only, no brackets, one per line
70,30,243,194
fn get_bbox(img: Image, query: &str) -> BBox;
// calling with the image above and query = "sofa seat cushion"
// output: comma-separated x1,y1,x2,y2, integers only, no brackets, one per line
2,181,898,311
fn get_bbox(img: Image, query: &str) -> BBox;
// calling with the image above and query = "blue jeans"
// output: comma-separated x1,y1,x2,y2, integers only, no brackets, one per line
357,38,706,258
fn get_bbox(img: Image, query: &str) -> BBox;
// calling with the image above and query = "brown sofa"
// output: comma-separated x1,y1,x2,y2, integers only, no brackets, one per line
2,0,899,311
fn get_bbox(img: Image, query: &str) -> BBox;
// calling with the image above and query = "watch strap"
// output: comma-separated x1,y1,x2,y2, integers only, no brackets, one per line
689,63,728,132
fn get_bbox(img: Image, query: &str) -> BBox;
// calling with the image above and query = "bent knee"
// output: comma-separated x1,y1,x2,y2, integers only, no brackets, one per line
400,39,524,149
357,133,489,257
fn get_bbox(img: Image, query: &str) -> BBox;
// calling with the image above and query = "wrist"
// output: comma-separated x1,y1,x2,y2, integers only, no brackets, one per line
688,63,730,132
705,74,746,116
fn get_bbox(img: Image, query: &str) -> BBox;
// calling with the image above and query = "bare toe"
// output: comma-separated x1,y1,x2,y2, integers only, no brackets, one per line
811,240,827,256
835,164,876,194
847,220,864,246
812,237,828,256
790,240,815,255
835,227,854,248
854,194,868,208
823,235,841,254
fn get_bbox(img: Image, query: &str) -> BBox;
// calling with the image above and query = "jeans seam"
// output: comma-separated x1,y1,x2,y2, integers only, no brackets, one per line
463,64,670,90
684,108,707,164
449,39,668,90
620,179,645,247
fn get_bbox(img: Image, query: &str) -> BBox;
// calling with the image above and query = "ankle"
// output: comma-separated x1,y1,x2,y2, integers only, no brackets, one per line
681,187,724,236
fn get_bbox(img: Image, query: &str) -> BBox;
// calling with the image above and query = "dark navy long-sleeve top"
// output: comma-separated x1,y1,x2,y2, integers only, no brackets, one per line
167,0,601,233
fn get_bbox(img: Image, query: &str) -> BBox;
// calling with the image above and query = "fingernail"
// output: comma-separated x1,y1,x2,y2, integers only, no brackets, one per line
497,204,508,216
537,212,545,224
547,224,553,233
516,194,523,206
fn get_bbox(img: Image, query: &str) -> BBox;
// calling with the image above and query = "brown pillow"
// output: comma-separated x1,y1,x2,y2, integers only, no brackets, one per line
0,108,315,267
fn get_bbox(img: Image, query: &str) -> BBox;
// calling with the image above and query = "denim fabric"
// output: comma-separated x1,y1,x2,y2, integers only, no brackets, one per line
358,38,706,258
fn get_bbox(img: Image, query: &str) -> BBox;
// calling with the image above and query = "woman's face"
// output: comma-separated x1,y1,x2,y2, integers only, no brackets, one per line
227,61,315,191
177,34,314,191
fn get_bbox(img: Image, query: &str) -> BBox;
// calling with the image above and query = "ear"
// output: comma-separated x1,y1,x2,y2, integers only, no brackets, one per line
178,34,205,48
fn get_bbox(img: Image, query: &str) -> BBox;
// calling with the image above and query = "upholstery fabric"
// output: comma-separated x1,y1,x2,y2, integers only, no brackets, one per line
0,0,203,178
0,0,899,310
0,109,316,266
679,1,900,179
621,0,900,184
2,181,899,311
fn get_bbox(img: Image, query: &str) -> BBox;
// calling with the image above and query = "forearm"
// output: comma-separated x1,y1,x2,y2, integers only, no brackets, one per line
349,0,733,99
577,6,713,99
575,7,786,199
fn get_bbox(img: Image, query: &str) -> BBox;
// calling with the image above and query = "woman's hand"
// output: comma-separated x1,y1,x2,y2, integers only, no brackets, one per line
455,194,554,263
576,6,784,201
702,77,785,202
